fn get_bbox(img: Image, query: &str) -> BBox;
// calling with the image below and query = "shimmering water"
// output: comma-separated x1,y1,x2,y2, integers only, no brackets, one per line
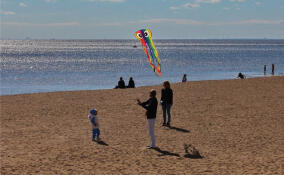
1,39,284,95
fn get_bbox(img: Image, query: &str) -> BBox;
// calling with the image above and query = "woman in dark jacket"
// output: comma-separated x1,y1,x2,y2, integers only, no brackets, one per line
160,81,173,126
137,89,158,148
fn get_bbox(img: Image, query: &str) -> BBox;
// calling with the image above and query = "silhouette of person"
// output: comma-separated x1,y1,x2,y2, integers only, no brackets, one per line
115,77,126,89
127,77,135,88
237,72,245,79
160,81,173,126
182,74,187,82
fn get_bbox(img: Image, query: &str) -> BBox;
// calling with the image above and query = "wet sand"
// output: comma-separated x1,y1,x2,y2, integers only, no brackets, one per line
1,76,284,174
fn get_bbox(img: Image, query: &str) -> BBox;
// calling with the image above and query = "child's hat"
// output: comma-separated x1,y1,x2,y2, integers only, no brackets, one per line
90,109,97,115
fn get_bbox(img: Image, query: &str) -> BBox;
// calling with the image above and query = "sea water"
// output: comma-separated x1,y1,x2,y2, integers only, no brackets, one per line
1,39,284,95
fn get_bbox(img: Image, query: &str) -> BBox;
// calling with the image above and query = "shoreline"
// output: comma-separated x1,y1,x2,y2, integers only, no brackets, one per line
1,75,280,96
1,76,284,174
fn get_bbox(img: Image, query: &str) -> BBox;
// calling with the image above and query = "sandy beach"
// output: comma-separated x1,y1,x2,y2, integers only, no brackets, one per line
1,76,284,175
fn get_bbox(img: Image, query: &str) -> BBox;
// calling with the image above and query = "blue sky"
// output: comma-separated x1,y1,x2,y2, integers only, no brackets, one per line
1,0,284,39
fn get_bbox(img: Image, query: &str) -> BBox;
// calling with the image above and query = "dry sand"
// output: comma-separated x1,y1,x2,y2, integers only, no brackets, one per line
1,76,284,175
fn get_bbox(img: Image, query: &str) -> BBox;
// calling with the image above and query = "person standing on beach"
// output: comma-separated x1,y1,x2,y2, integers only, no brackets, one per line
182,74,187,82
160,81,173,126
137,89,158,149
88,109,101,142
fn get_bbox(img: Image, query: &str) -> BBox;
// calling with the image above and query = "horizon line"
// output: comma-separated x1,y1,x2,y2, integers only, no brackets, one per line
1,38,284,40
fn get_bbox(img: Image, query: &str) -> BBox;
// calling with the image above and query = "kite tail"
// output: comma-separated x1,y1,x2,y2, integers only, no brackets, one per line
147,38,161,75
147,43,161,75
141,40,155,70
148,39,159,60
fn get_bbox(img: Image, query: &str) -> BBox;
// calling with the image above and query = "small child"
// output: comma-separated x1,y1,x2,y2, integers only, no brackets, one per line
88,109,100,141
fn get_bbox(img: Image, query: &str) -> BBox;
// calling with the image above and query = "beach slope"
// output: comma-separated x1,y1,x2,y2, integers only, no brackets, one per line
1,76,284,174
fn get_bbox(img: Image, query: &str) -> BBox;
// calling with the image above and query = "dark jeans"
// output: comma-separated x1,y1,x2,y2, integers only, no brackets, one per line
162,104,172,124
92,128,100,140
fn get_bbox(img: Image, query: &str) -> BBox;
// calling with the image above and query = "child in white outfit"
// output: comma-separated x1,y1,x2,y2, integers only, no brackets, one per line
88,109,100,141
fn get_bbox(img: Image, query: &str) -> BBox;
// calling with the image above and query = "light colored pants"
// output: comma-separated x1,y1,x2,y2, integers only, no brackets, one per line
147,119,156,147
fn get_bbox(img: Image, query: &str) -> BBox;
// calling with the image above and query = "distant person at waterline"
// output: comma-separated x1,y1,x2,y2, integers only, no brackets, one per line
127,77,135,88
115,77,126,89
237,72,246,79
182,74,187,82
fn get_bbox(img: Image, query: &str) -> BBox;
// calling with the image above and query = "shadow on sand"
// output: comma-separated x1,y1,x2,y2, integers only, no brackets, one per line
96,140,109,146
166,125,190,133
152,147,180,157
184,153,203,159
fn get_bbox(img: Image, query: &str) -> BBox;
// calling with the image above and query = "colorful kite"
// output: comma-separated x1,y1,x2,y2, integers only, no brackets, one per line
135,29,161,76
